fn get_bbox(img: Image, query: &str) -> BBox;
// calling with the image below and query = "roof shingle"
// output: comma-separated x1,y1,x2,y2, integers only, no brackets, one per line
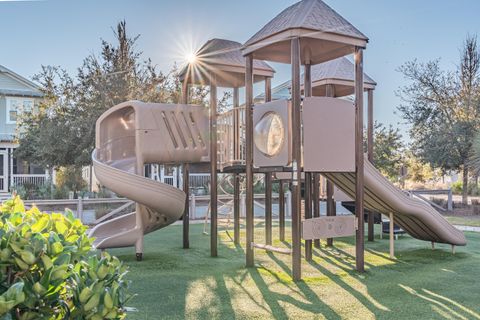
244,0,367,48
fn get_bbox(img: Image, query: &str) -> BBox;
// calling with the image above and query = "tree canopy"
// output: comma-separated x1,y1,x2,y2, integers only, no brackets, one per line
366,121,404,182
15,21,221,171
397,35,480,203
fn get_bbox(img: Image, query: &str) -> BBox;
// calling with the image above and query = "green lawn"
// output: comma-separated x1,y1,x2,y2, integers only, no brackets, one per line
108,222,480,320
445,215,480,227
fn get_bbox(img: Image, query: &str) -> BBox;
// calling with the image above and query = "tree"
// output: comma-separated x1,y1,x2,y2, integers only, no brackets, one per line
366,121,405,182
15,21,222,174
397,35,480,204
404,151,435,184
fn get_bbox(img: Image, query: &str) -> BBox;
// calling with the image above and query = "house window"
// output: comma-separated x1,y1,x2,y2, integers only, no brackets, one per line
12,157,45,175
6,97,34,124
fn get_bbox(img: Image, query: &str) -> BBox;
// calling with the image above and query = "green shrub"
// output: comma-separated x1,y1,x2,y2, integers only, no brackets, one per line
0,196,133,319
14,182,70,200
451,181,462,194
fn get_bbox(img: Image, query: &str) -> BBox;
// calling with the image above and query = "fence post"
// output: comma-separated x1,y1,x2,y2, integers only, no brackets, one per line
286,190,292,218
190,194,196,220
240,194,246,217
447,189,453,211
77,196,83,222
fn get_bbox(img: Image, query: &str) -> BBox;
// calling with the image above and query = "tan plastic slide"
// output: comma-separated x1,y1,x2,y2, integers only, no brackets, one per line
89,101,209,258
324,159,467,246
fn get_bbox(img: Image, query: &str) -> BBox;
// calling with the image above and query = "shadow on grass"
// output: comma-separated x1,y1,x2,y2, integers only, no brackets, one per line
248,261,342,319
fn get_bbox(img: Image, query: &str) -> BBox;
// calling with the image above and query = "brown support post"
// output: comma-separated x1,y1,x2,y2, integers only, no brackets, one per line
311,60,320,250
313,174,320,248
265,77,272,102
325,84,336,247
265,173,272,245
367,89,375,242
264,77,273,245
304,63,313,260
389,212,395,259
182,164,190,249
234,173,240,245
304,172,313,260
233,87,240,160
326,181,336,247
279,180,285,241
291,38,302,281
181,80,190,249
210,75,218,257
233,87,240,245
354,47,365,273
245,55,254,267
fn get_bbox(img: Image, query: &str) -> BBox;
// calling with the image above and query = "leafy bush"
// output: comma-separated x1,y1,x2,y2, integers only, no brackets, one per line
14,182,70,200
0,196,132,319
451,181,463,194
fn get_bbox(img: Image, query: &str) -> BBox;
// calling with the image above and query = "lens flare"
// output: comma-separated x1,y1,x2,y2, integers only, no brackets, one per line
185,52,197,64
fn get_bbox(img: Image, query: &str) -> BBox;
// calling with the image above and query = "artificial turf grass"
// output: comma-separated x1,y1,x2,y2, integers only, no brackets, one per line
108,222,480,320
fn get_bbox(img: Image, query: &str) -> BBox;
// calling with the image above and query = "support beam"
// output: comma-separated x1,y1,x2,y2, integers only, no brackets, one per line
210,75,218,257
304,63,313,260
313,174,320,248
354,47,365,273
325,83,336,247
233,87,240,245
265,77,272,103
279,180,285,241
265,173,272,245
291,38,302,281
367,89,375,242
326,180,336,247
234,173,240,245
181,80,189,249
182,164,190,249
265,77,273,246
304,172,313,260
389,212,395,259
233,87,240,160
245,55,255,267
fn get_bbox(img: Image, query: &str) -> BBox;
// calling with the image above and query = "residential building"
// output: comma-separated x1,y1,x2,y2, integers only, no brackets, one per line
0,65,48,194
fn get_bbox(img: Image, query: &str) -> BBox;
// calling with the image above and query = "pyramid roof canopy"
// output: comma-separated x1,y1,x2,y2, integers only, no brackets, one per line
179,38,274,88
303,57,376,96
242,0,368,64
256,57,376,100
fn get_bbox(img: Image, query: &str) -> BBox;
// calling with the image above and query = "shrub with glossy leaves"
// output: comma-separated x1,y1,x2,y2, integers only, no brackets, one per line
0,196,133,319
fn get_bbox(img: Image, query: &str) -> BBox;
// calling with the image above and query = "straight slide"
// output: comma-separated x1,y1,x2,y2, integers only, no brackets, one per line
324,159,466,246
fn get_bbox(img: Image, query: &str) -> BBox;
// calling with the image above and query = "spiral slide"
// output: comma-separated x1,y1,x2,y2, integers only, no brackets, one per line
324,159,466,246
89,101,210,257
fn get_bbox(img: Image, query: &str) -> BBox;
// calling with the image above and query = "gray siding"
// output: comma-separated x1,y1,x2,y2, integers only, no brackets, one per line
0,96,41,140
0,73,29,91
0,97,10,138
0,72,43,140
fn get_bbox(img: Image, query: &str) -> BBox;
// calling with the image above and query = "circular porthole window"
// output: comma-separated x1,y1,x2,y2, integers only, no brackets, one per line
254,112,285,157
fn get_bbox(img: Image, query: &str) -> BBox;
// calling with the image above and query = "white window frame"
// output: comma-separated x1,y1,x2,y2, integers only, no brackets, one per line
5,97,34,124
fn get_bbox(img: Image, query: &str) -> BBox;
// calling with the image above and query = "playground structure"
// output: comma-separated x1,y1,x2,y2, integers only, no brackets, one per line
90,0,466,280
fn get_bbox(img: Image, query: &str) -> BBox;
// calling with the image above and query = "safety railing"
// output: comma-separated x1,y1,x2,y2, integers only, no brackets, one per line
11,174,49,187
217,106,245,168
409,189,453,212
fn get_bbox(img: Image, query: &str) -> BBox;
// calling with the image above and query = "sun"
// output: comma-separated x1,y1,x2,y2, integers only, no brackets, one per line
185,52,197,64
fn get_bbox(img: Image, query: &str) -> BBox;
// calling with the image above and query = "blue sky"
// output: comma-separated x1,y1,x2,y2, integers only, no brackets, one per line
1,0,480,139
